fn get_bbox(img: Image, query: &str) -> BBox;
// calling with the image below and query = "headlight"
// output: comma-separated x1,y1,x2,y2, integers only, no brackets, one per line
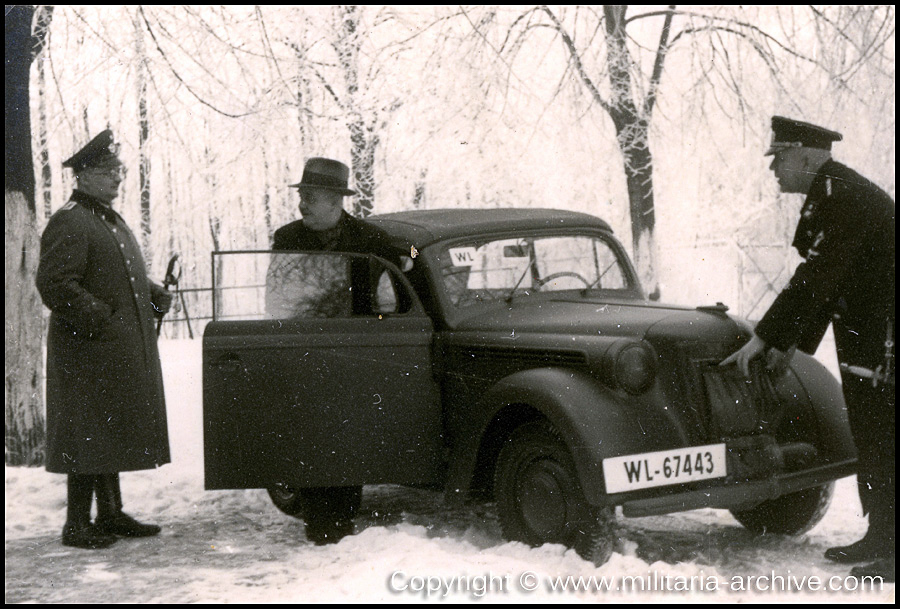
615,343,656,394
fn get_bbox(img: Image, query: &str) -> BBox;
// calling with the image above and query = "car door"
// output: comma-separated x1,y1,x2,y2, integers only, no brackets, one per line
204,250,443,491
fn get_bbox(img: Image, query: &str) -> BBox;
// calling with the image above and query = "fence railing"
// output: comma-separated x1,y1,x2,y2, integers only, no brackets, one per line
157,286,213,339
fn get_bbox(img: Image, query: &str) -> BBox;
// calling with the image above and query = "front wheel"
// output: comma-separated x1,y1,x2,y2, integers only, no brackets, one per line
730,482,834,535
494,421,617,565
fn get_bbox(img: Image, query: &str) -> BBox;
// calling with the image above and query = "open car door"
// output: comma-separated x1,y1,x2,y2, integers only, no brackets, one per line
203,250,443,491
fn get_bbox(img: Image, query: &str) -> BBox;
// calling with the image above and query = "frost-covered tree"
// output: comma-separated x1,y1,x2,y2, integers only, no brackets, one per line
465,5,894,298
6,4,53,466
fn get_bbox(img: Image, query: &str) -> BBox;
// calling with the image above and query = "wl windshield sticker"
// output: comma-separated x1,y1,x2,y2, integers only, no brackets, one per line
448,247,477,267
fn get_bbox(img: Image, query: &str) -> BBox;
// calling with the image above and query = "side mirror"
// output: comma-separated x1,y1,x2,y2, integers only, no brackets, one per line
648,287,661,302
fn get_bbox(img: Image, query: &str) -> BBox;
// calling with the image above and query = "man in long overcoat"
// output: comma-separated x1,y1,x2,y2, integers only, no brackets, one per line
36,130,173,549
723,117,895,581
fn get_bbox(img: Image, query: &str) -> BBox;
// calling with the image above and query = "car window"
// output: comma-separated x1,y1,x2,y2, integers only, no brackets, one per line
438,235,630,309
212,251,403,321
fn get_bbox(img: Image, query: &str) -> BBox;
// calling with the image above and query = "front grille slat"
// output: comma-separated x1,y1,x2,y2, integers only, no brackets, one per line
671,342,782,442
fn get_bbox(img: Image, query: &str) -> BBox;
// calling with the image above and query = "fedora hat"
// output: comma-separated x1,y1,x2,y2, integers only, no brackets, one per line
289,157,356,196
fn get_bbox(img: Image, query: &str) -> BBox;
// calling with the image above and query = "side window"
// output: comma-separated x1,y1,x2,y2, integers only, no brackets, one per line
265,253,353,319
212,251,408,321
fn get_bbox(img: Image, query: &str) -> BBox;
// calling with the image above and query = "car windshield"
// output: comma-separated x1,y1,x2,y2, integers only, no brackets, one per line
437,234,632,310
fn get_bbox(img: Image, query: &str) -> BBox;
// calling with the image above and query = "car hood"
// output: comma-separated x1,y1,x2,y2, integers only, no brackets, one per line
451,295,746,343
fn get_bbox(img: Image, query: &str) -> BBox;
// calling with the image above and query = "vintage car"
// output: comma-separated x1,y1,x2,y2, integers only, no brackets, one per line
203,208,856,563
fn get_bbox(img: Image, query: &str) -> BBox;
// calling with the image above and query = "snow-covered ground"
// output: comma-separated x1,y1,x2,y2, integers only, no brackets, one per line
5,338,894,603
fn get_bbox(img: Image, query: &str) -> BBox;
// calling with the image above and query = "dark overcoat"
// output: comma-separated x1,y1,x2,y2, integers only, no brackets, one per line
754,159,894,524
272,210,402,261
754,159,894,369
36,191,170,474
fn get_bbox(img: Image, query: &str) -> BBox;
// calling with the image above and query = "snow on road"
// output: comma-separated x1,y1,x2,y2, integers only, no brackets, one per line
5,340,894,603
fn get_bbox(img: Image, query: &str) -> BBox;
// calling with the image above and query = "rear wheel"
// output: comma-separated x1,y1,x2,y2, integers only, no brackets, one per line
494,421,616,565
730,482,834,535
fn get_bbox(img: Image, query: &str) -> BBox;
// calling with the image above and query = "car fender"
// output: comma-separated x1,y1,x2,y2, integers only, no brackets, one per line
780,352,857,462
443,366,683,506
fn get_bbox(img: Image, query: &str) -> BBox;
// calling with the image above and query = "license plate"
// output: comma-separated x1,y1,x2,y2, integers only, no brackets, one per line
602,444,727,493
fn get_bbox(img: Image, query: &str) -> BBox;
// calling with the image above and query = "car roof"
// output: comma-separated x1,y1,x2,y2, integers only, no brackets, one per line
366,208,614,248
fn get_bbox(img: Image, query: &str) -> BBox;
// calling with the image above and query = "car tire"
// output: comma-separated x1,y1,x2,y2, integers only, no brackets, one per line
494,421,616,565
267,482,307,517
730,482,834,535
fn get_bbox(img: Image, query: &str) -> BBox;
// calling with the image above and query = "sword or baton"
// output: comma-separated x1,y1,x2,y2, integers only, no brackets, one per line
839,362,894,387
156,254,181,336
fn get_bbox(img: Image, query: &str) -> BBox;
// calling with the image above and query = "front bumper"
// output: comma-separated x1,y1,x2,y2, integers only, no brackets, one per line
614,458,857,517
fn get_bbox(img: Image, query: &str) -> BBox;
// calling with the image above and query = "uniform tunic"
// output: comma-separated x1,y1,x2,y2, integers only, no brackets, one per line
754,159,894,533
36,191,170,474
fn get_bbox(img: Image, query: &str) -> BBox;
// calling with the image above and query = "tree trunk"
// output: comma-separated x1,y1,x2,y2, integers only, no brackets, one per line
603,6,660,298
37,42,52,221
5,5,47,466
334,6,377,218
135,13,153,264
349,122,377,218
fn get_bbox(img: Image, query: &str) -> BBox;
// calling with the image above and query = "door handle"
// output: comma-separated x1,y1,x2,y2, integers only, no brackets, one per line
212,353,243,372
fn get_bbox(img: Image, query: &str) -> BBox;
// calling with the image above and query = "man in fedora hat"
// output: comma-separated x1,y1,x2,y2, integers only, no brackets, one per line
273,157,400,259
269,157,408,545
36,129,173,549
722,116,895,581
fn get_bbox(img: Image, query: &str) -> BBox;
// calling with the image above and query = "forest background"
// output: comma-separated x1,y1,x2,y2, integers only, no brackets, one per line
5,5,895,465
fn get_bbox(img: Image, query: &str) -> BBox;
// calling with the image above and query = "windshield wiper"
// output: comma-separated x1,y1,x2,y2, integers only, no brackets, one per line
581,260,621,294
505,262,533,303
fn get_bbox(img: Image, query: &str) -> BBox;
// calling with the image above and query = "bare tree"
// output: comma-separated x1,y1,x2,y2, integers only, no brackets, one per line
134,9,153,260
6,4,53,466
467,5,894,297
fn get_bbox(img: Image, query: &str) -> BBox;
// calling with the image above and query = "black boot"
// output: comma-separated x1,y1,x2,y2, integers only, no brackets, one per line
61,474,117,550
850,557,895,582
825,533,891,563
93,473,161,537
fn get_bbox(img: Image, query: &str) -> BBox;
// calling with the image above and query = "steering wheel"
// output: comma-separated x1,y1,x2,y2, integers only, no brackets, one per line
535,271,592,289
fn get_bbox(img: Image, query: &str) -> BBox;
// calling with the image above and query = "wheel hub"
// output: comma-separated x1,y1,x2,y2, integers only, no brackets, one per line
517,459,569,540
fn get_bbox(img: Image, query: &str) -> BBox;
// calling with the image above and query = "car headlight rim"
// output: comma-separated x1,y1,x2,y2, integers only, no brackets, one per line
615,343,656,394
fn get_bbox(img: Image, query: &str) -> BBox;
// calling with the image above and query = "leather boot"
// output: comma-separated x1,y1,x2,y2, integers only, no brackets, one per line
825,532,891,563
93,473,161,537
850,557,895,583
61,474,117,549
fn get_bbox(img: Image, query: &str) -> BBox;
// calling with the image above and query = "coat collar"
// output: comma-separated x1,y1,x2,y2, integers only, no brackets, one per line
71,190,122,224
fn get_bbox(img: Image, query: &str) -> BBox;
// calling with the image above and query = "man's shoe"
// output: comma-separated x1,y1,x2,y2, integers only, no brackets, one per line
825,536,890,564
306,519,353,546
62,522,118,549
95,512,161,537
850,558,895,583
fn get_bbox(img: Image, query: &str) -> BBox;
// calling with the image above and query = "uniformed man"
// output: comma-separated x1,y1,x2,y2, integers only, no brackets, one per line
722,116,895,582
36,130,173,549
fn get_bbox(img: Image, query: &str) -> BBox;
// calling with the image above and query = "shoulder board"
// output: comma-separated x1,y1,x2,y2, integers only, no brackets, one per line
825,178,832,197
61,200,77,211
